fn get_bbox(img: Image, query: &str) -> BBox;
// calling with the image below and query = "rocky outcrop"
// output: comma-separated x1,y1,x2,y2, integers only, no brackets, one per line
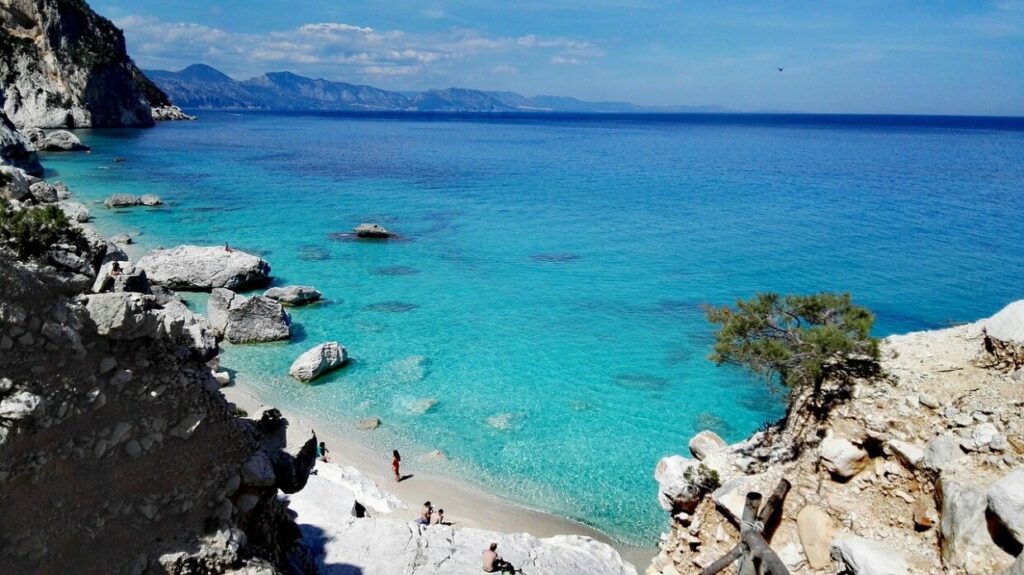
354,223,392,238
263,285,321,305
24,128,89,151
137,245,271,291
0,257,309,574
206,288,291,343
0,0,171,128
0,164,32,201
91,260,150,294
104,193,162,208
151,105,196,121
288,342,348,382
0,111,42,174
282,461,636,575
648,314,1021,575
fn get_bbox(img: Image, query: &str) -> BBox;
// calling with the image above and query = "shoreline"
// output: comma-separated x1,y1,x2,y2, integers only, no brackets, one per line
221,380,656,569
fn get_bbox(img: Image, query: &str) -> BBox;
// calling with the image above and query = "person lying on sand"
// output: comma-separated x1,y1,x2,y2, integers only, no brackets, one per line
482,542,517,573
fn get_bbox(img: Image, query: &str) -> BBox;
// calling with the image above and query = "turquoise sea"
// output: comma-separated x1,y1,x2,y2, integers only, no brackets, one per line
42,112,1024,544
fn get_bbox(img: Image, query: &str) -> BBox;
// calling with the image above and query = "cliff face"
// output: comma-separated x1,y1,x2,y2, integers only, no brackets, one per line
0,109,41,173
0,0,170,128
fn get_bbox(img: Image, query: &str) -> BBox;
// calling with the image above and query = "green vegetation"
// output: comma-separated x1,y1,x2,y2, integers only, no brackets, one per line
0,199,85,259
706,292,880,401
683,463,721,496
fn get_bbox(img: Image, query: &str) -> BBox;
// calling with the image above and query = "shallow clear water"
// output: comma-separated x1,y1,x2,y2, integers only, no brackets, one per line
43,112,1024,544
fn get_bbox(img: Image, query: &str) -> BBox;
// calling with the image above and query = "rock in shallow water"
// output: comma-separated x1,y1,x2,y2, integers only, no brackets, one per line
354,223,392,238
289,342,348,382
264,285,321,305
136,245,271,290
207,289,290,343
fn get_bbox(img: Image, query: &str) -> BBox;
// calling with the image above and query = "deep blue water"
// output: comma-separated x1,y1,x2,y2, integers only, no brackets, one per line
42,112,1024,544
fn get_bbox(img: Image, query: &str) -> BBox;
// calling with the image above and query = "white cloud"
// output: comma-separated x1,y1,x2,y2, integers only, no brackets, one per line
115,16,604,81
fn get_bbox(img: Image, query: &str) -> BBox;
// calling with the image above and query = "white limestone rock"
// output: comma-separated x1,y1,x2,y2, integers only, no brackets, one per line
264,285,322,305
0,112,42,175
924,434,965,473
985,300,1024,344
988,470,1024,547
279,480,638,575
33,129,89,151
0,390,43,420
688,430,727,461
354,223,392,238
796,505,836,569
0,165,32,201
151,105,196,121
310,461,405,514
939,477,1014,574
289,342,348,382
136,245,271,290
654,455,703,513
819,434,870,479
830,536,909,575
58,201,91,223
206,288,290,343
887,439,925,470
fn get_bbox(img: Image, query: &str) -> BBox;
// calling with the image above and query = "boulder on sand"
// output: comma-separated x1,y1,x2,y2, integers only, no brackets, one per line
136,245,271,291
354,223,391,239
264,285,322,305
289,342,348,382
206,288,291,343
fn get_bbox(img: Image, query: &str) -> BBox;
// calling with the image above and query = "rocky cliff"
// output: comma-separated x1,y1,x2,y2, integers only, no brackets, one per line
649,309,1024,575
0,109,41,173
0,171,319,573
0,0,171,128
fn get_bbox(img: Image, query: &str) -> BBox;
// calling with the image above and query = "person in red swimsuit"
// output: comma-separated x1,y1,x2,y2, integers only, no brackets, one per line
392,449,402,482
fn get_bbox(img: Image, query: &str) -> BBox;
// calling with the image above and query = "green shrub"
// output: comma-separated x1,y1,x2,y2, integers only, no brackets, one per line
0,199,85,259
683,463,721,496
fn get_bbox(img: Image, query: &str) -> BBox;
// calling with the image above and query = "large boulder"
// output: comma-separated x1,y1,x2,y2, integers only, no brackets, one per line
58,201,91,223
288,342,348,382
654,455,703,513
924,434,965,473
136,246,271,291
797,505,836,569
688,430,727,461
0,112,43,175
92,261,150,294
939,477,1014,574
264,285,322,305
354,223,391,238
830,536,909,575
207,288,290,343
104,193,162,208
84,292,217,358
0,165,32,201
988,470,1024,548
33,129,89,151
986,300,1024,344
819,434,870,479
231,296,289,343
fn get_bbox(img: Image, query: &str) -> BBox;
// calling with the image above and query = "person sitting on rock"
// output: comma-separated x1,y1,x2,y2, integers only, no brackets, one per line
429,507,444,526
482,542,516,573
415,501,432,525
109,261,122,277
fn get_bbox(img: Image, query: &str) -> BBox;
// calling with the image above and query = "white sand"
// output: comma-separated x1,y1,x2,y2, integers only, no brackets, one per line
222,383,656,569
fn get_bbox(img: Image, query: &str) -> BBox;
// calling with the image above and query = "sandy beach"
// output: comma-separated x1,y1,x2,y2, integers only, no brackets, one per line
221,382,656,569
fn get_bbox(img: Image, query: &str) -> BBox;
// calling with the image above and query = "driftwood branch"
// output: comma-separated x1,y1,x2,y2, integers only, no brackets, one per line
701,479,792,575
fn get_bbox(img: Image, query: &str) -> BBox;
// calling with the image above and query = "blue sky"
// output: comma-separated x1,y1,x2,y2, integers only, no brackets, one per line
98,1,1024,115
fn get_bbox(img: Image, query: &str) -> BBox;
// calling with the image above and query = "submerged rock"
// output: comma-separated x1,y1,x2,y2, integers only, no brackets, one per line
264,285,322,305
137,245,271,291
289,342,348,382
353,223,391,238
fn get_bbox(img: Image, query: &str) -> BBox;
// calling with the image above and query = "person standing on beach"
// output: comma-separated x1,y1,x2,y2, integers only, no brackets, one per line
392,449,402,482
317,441,330,462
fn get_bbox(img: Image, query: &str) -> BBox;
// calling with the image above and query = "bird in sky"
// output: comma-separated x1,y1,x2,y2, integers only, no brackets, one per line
777,67,785,72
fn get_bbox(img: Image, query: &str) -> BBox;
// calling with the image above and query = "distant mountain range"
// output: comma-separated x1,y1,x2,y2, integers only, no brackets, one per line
145,64,729,114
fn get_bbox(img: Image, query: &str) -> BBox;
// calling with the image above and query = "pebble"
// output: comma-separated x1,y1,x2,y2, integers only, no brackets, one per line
919,393,940,409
